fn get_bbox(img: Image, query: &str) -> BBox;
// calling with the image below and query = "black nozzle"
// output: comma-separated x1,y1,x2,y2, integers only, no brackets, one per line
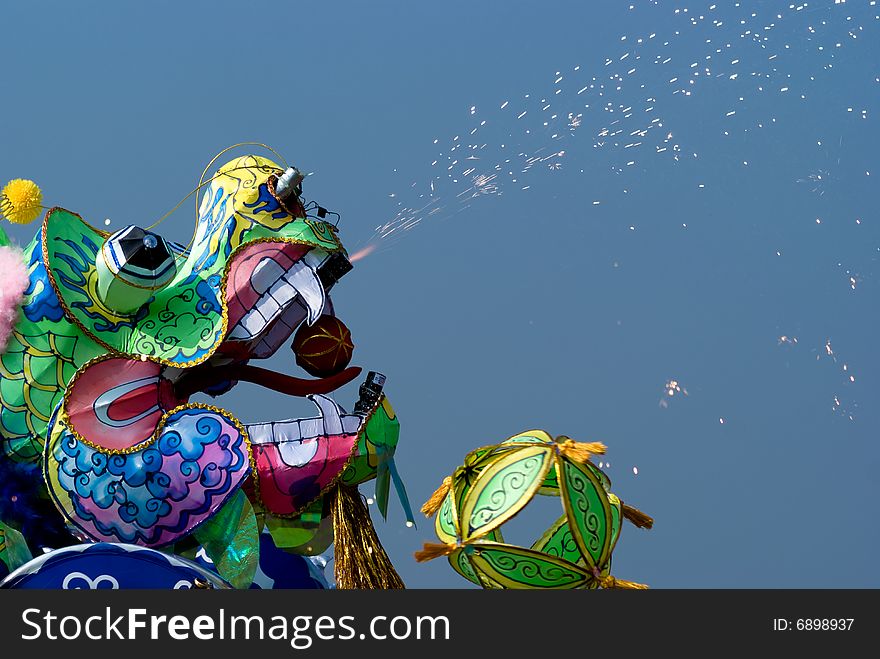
354,371,386,415
317,251,353,290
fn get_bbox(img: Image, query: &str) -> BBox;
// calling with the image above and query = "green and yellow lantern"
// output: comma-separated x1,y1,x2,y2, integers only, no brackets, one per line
416,430,653,589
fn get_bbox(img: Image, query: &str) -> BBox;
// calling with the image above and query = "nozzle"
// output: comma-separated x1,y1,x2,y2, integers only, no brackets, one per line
275,167,304,200
354,371,386,415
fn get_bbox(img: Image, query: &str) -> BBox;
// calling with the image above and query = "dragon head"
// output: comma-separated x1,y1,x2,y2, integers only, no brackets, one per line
48,154,351,372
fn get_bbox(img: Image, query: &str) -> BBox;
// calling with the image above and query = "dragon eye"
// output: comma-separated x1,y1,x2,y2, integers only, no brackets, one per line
96,225,177,314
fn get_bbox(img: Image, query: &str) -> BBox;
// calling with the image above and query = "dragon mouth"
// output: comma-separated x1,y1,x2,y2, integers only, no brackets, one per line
224,242,329,358
170,241,360,401
247,393,363,471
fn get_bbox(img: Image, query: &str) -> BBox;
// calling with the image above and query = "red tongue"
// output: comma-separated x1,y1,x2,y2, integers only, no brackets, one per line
175,363,361,400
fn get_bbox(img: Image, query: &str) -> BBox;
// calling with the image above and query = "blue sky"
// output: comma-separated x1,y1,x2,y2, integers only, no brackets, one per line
2,1,878,587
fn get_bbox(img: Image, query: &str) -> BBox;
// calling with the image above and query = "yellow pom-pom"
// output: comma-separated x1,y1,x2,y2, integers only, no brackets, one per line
1,179,43,224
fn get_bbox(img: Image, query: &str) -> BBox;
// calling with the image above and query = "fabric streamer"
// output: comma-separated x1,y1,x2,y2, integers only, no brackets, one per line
192,490,260,589
0,521,32,575
331,485,405,589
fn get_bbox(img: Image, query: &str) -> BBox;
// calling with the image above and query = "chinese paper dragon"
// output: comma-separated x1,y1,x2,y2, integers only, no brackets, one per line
0,153,410,589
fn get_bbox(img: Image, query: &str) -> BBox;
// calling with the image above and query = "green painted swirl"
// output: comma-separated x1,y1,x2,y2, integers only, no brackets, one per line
476,546,584,589
562,461,608,566
449,550,480,585
533,515,583,564
468,453,546,536
435,493,457,541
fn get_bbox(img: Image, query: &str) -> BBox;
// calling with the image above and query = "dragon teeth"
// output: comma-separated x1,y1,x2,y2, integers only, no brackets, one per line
282,261,325,325
268,277,297,305
310,394,344,435
228,255,326,341
245,395,361,468
240,309,266,336
250,257,287,295
254,293,281,320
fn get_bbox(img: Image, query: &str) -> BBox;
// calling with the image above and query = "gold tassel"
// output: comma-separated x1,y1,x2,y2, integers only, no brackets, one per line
557,437,607,463
420,476,453,517
331,485,406,589
621,503,654,529
597,574,649,590
413,542,458,563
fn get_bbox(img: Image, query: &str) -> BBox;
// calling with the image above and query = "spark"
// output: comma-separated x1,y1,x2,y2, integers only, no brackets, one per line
659,379,688,408
349,244,378,263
